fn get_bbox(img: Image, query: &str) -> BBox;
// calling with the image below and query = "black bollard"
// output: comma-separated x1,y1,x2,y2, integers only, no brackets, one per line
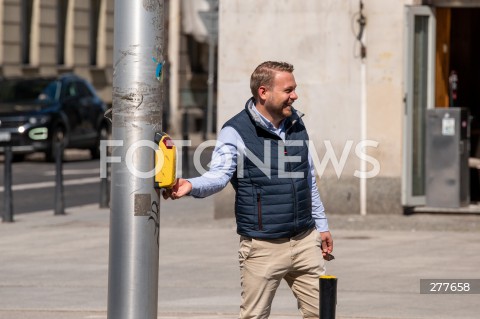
182,110,190,176
99,164,110,208
319,275,337,319
54,141,65,215
3,145,14,222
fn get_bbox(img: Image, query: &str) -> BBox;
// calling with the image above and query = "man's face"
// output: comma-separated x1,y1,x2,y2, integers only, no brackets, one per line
264,71,298,121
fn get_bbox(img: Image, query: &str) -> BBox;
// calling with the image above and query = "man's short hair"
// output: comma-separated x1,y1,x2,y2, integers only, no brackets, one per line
250,61,294,99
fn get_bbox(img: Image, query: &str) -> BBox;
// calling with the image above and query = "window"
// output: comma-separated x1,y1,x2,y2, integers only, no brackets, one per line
64,82,78,98
403,6,435,206
57,0,69,65
21,0,34,64
76,81,94,98
0,79,56,102
90,0,101,66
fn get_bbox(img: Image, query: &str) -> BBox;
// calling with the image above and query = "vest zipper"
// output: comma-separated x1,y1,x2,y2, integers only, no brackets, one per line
257,192,263,231
286,149,298,233
291,179,298,233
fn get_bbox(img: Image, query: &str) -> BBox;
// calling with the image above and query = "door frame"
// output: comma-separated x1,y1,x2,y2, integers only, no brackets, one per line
402,5,436,207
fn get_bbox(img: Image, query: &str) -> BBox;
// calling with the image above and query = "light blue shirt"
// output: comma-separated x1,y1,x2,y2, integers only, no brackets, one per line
188,102,329,232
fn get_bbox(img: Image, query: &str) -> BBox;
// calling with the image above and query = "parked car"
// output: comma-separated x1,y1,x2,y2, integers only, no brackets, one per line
0,74,110,161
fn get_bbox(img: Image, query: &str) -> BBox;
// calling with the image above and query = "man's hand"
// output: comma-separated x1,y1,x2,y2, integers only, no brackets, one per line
162,178,192,200
319,231,333,260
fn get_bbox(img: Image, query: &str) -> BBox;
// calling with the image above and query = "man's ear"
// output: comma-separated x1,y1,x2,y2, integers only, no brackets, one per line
258,86,268,100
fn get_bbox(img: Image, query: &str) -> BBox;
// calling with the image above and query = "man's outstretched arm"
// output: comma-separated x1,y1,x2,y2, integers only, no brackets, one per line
162,126,240,201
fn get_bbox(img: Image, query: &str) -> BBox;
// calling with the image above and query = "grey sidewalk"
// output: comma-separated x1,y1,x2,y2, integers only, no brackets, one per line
1,195,480,319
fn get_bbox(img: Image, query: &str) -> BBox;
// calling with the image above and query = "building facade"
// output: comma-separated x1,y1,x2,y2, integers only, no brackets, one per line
214,0,480,216
0,0,114,103
3,0,478,216
0,0,214,136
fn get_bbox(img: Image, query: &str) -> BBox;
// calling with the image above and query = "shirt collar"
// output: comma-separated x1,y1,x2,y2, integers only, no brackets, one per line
248,98,286,133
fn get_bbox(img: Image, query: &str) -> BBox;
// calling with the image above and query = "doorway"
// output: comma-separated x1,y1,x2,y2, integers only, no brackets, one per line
435,8,480,201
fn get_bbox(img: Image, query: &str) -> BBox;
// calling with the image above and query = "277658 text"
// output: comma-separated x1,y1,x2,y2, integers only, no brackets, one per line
420,279,480,294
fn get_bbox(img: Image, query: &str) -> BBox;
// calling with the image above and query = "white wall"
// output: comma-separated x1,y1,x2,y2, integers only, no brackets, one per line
217,0,410,214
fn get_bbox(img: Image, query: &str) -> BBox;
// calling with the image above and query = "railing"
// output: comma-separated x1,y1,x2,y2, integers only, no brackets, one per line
1,142,110,223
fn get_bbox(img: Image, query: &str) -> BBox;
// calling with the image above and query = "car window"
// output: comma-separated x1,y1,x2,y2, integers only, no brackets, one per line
65,82,78,98
38,81,59,102
0,79,57,103
76,81,94,98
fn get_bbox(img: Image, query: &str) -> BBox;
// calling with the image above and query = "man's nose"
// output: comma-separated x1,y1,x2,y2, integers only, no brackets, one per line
291,91,298,100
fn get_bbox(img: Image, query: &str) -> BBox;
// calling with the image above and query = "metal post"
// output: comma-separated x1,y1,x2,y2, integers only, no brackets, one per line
107,1,164,319
182,110,190,176
205,35,215,139
99,164,110,208
3,145,14,223
319,275,338,319
54,141,65,215
200,0,218,140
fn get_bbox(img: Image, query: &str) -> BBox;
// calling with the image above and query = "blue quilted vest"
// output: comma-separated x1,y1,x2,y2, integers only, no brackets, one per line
224,100,315,239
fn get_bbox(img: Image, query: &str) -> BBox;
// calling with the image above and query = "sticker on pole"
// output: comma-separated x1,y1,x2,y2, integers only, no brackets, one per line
442,116,455,136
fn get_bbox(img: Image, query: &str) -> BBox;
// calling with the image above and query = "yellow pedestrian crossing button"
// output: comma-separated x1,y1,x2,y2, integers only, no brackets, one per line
154,132,176,189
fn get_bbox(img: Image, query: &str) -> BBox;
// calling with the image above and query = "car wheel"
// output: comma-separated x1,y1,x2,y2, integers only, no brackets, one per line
45,127,66,162
90,124,109,159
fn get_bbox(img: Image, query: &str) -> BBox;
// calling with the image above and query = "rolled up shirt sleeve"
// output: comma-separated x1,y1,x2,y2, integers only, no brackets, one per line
308,151,329,232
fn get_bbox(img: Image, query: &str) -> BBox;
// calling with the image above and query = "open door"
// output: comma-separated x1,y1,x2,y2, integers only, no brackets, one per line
402,6,436,207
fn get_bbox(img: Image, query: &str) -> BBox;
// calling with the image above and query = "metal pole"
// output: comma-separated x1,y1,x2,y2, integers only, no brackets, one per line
54,141,65,215
99,164,110,208
3,145,14,223
319,275,338,319
182,110,190,176
100,141,111,209
200,0,217,140
205,35,215,139
359,0,367,216
107,1,164,319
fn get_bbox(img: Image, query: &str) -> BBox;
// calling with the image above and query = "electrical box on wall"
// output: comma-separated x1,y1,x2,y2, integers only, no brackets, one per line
425,108,470,208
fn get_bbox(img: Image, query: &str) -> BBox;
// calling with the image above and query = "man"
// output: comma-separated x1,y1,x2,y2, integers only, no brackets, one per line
163,61,333,319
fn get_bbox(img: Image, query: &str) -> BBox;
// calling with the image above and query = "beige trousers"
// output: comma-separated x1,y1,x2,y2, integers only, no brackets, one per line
238,228,326,319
